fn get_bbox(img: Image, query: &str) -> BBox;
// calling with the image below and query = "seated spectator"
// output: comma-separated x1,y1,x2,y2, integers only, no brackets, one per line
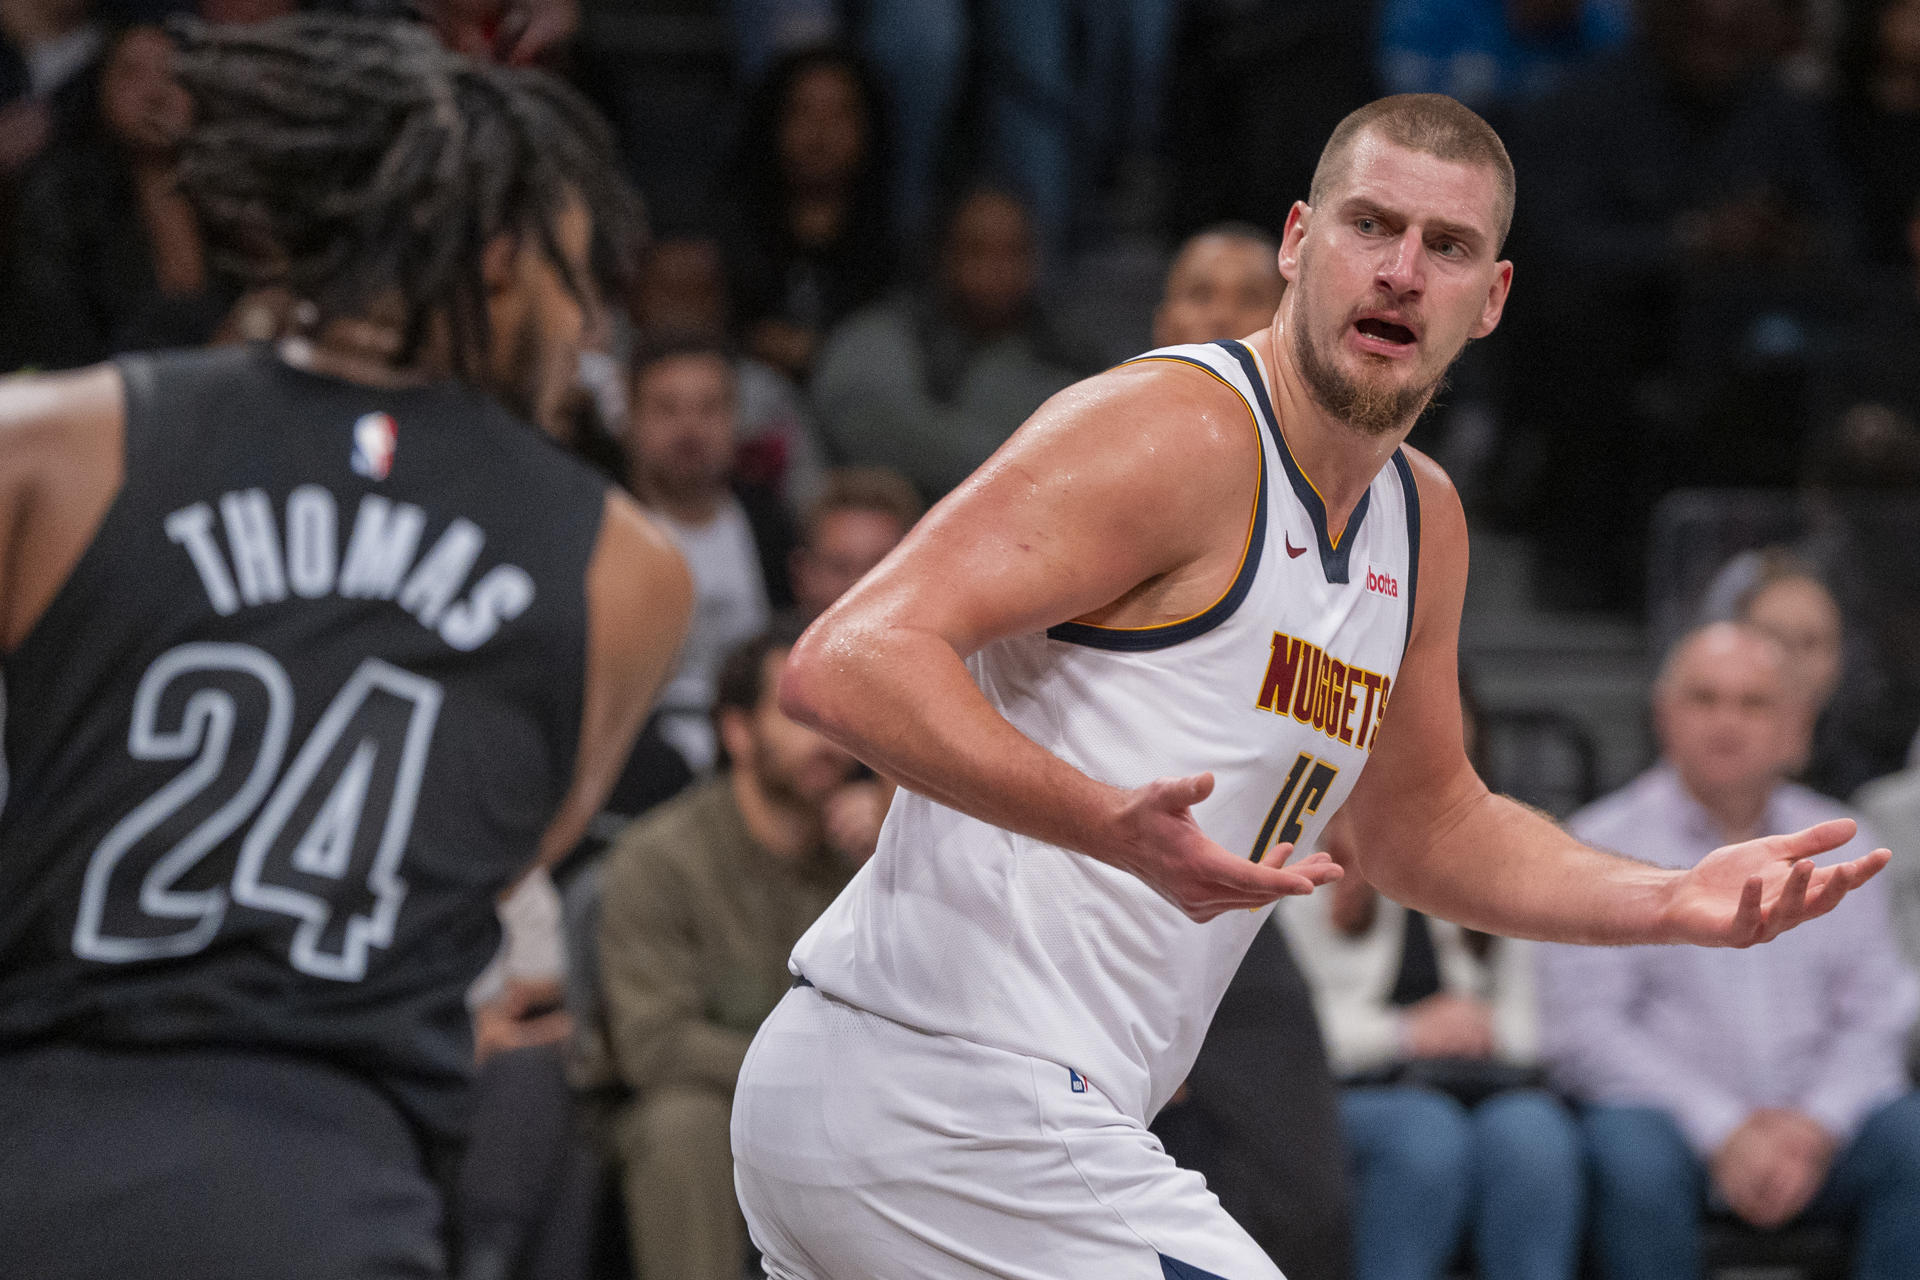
595,624,876,1280
1152,221,1286,348
789,465,921,620
1377,0,1632,115
1853,730,1920,1077
7,23,231,371
629,233,833,512
715,43,895,384
1539,622,1920,1280
624,339,791,773
1281,861,1582,1280
0,0,101,185
1145,222,1350,1280
812,184,1093,501
1832,0,1920,268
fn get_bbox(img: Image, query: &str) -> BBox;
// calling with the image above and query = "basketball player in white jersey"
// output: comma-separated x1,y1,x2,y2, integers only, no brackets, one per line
730,95,1892,1280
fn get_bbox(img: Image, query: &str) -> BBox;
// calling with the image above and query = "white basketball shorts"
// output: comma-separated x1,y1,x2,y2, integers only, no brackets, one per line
730,983,1284,1280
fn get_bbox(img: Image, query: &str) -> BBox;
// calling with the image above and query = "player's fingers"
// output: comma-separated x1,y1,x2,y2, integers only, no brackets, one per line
1761,859,1813,941
1730,875,1764,946
1772,818,1857,863
1161,772,1216,810
1796,850,1891,921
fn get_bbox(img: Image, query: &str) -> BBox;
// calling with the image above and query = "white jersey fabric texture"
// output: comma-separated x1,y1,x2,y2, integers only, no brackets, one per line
786,338,1421,1124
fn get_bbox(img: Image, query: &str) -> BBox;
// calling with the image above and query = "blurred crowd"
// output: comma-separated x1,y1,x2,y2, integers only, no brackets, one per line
7,1,1920,1278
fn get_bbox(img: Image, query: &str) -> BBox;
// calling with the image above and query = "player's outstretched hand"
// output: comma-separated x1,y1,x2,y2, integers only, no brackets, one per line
1658,818,1890,948
1106,773,1342,922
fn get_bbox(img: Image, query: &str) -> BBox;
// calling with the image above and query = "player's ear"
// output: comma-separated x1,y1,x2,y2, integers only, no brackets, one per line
1471,259,1513,340
1278,202,1310,285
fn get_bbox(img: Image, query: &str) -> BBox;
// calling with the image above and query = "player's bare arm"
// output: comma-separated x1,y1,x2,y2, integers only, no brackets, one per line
781,359,1342,921
0,368,124,654
1332,449,1888,947
531,491,692,866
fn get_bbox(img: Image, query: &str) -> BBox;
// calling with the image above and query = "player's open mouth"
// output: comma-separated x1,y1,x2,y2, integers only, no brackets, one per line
1353,318,1417,347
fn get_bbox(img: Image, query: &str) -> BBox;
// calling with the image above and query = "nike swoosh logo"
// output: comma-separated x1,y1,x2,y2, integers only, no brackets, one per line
1285,534,1307,559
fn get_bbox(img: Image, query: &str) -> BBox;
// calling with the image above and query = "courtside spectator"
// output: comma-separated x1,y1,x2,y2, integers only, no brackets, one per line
813,184,1093,501
596,625,873,1280
790,466,921,620
624,340,789,773
1151,222,1287,352
1282,863,1580,1280
1540,622,1920,1280
1854,730,1920,1076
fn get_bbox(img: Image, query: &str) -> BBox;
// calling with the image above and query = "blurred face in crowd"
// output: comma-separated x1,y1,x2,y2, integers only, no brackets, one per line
197,0,299,23
486,196,597,439
1655,624,1796,805
1740,574,1843,717
1153,232,1285,346
1282,131,1511,436
942,190,1037,337
723,649,858,811
631,237,727,342
1645,0,1776,101
780,62,867,194
102,27,192,156
792,505,908,619
627,351,736,502
1885,0,1920,73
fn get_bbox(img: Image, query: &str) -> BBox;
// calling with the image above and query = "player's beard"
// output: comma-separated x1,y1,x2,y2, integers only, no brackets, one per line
1291,298,1449,438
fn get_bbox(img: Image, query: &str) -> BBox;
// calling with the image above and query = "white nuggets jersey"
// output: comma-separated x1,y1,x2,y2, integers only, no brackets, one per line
789,339,1420,1125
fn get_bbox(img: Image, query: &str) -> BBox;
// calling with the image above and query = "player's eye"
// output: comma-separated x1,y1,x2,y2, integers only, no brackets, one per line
1432,239,1462,258
1355,217,1380,234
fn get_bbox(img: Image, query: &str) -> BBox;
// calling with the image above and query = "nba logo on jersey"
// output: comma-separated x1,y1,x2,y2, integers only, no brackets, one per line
351,412,397,481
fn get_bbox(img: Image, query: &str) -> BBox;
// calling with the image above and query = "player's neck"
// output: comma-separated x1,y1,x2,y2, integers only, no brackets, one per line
730,766,824,861
279,306,456,391
1254,319,1413,543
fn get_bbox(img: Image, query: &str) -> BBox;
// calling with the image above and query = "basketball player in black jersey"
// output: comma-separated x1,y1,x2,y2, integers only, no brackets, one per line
0,17,691,1278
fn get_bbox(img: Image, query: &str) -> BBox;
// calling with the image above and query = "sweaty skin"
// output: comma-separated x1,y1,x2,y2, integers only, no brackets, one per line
781,132,1888,941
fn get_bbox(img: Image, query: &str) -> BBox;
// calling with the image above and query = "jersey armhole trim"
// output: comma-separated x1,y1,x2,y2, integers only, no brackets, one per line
1218,339,1369,584
1046,354,1268,653
1390,448,1421,664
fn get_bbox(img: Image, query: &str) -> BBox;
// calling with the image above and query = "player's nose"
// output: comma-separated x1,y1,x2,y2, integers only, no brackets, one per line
1376,229,1425,297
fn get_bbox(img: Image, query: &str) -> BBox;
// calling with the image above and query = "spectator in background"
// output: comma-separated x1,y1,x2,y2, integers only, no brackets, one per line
812,184,1092,502
1152,221,1287,349
6,23,230,371
1376,0,1632,116
0,0,101,182
1832,0,1920,268
790,465,921,620
1283,866,1581,1280
629,233,832,512
624,340,789,773
1854,729,1920,1077
1503,0,1861,608
1144,221,1351,1280
1540,623,1920,1280
716,43,894,384
596,623,872,1280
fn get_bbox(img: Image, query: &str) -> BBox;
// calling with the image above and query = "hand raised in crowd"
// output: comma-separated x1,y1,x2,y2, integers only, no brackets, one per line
1712,1108,1837,1230
1657,818,1890,948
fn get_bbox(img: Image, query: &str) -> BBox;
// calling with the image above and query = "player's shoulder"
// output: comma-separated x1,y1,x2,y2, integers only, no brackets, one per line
1393,443,1464,525
0,363,124,496
1020,343,1264,470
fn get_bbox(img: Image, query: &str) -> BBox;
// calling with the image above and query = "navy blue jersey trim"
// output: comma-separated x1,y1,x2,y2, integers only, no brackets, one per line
1390,448,1421,663
1161,1254,1235,1280
1046,354,1268,653
1217,340,1369,584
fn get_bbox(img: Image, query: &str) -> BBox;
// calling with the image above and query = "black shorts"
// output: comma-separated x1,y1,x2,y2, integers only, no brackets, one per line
0,1043,447,1279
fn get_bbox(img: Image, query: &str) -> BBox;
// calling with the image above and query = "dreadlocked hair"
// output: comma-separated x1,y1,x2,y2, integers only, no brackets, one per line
171,13,642,377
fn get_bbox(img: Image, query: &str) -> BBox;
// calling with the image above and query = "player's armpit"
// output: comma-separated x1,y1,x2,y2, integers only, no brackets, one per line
530,490,692,867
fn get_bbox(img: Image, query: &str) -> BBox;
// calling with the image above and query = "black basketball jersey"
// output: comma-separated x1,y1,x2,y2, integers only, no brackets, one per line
0,345,608,1140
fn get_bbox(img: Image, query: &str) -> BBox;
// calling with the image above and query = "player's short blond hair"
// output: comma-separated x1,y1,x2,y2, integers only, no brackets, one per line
1308,94,1516,250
